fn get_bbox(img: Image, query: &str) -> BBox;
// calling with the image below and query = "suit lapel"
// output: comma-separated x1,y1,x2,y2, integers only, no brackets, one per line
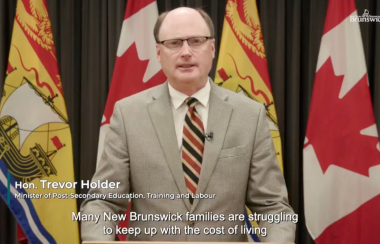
147,82,191,211
190,82,232,212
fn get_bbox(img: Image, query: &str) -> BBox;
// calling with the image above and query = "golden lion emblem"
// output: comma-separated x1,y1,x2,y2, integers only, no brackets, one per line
16,0,54,51
226,0,266,58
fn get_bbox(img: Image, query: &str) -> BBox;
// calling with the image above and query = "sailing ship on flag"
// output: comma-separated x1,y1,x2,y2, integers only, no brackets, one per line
0,0,80,243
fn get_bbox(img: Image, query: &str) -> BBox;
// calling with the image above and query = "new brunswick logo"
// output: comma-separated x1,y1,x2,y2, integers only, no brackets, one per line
350,9,380,22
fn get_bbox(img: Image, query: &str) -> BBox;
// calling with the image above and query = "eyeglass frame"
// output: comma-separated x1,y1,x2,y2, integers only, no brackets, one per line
156,36,214,50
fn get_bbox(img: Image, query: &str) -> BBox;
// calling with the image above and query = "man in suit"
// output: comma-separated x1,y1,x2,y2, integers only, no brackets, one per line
81,7,296,242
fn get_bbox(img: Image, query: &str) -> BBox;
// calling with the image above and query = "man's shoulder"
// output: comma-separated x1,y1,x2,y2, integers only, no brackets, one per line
115,83,165,108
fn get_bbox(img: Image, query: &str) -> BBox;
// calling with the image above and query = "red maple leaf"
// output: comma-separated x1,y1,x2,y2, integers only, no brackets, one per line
306,57,380,176
103,42,166,125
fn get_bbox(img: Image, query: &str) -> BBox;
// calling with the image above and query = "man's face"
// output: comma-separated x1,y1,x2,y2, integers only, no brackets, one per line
156,8,215,86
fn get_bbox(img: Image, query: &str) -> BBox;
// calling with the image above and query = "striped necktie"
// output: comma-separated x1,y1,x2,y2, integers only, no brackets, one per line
182,97,205,205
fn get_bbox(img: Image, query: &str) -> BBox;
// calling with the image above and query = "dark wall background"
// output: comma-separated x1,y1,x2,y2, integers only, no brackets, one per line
1,0,379,243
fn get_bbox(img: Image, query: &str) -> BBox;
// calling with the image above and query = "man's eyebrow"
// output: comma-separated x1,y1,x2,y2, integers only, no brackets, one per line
162,35,211,40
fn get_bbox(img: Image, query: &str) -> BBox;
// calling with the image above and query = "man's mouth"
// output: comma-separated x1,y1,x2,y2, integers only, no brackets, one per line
178,64,196,68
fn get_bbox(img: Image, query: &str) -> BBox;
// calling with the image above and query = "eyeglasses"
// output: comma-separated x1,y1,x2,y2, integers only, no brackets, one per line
157,36,213,52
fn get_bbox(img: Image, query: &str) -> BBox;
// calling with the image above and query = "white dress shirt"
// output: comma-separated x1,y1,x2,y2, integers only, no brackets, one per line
168,80,210,149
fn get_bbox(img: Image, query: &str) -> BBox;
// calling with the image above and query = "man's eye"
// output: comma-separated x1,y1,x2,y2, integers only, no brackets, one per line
167,40,181,46
189,38,204,45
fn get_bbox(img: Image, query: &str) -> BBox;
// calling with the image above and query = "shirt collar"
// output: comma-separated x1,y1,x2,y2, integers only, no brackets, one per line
168,79,211,110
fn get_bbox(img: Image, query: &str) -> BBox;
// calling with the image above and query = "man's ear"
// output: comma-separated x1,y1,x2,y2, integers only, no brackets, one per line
211,39,215,59
156,44,161,63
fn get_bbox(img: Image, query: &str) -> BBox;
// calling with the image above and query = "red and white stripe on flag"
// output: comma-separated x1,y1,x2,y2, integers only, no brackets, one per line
96,0,166,241
303,0,380,243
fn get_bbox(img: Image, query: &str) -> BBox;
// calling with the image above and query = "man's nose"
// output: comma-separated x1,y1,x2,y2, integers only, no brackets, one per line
180,41,192,57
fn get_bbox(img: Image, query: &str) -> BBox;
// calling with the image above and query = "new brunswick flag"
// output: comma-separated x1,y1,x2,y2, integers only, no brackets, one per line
215,0,282,241
0,0,79,243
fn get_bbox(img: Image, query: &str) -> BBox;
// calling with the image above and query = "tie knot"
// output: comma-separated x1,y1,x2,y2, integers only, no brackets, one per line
185,97,199,108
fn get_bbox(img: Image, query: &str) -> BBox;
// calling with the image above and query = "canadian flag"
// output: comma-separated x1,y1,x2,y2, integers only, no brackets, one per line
303,0,380,243
96,0,166,241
